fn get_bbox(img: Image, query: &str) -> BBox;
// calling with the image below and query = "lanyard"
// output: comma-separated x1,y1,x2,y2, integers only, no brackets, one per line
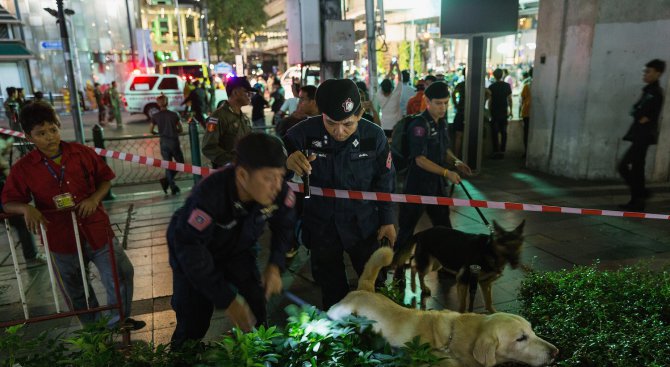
43,158,66,188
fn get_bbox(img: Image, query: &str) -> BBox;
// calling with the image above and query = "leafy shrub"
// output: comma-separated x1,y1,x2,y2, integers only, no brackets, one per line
1,305,443,367
518,263,670,367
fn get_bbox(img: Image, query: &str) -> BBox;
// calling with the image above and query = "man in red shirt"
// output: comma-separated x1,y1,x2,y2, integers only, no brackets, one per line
2,102,144,330
406,80,426,115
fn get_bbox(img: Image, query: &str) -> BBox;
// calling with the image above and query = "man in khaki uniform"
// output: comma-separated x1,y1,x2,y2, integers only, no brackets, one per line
202,77,254,168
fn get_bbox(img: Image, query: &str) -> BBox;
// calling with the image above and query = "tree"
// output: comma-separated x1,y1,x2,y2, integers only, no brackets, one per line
207,0,268,61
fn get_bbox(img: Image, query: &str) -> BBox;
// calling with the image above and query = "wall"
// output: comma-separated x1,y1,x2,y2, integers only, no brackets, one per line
529,0,670,181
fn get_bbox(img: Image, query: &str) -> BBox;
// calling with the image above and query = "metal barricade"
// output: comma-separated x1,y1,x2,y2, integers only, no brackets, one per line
0,209,129,344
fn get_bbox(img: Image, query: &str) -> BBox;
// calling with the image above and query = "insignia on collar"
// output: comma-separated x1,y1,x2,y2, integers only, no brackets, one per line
261,204,279,218
352,139,359,147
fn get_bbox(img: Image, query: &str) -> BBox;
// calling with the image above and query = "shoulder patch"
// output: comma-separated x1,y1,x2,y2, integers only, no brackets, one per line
284,188,296,208
187,208,213,232
206,117,218,132
386,151,392,169
413,126,426,137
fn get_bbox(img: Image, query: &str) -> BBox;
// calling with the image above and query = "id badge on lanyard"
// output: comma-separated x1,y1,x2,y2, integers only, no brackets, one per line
43,158,75,210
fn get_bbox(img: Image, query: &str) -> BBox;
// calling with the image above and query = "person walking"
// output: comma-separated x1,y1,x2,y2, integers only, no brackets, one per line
150,95,185,195
375,62,403,137
108,81,123,128
618,59,665,211
486,68,513,159
93,83,106,125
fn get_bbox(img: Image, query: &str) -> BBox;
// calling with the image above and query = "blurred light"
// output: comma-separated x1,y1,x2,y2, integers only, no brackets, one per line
91,22,96,27
132,69,141,75
496,42,515,56
226,72,234,78
526,42,537,50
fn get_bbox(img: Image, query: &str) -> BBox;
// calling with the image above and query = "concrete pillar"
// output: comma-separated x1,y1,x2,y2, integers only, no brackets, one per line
529,0,670,182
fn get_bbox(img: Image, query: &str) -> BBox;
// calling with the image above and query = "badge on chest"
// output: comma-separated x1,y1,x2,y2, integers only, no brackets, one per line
53,193,75,210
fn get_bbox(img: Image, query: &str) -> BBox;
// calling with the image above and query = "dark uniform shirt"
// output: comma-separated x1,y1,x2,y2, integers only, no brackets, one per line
405,110,450,195
624,80,664,145
167,166,296,309
151,110,181,139
283,116,395,247
202,101,252,166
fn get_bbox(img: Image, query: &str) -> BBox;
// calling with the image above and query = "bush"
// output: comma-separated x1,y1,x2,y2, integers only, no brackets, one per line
518,263,670,367
1,305,444,367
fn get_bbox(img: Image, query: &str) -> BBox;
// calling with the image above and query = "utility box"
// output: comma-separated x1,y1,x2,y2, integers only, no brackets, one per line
324,20,355,62
286,0,321,64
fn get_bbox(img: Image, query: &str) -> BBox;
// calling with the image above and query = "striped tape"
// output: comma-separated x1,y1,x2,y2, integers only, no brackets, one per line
1,127,668,221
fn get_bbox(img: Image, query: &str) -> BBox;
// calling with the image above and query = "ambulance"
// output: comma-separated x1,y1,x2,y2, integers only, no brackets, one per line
123,74,186,119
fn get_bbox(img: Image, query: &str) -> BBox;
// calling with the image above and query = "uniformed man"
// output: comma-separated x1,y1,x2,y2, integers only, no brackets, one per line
202,77,254,168
283,78,396,310
167,133,296,347
395,81,472,254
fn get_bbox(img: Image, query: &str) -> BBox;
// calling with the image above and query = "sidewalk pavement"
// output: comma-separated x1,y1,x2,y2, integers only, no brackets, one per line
0,155,668,346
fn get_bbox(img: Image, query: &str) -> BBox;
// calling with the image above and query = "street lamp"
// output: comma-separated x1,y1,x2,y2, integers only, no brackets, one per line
43,1,85,144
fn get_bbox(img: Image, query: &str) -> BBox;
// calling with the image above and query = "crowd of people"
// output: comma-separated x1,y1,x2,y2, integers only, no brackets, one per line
0,56,664,346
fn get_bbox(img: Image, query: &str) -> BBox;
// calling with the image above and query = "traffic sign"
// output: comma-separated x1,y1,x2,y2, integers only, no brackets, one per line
40,41,63,50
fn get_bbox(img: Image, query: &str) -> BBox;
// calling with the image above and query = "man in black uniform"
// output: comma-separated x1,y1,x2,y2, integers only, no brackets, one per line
167,133,296,347
149,95,184,195
283,78,396,309
396,81,472,254
618,59,665,211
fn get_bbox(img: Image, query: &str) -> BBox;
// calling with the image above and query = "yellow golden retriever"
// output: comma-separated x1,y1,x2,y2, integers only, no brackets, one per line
327,247,558,367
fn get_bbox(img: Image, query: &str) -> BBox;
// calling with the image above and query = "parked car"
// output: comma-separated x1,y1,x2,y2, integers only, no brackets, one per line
124,74,186,119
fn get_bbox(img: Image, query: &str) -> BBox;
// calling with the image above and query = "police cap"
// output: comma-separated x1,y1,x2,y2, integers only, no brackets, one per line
235,132,287,169
315,79,361,121
226,76,254,97
424,81,450,100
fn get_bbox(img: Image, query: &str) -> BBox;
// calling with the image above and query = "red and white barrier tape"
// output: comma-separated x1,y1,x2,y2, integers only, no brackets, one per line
1,127,668,220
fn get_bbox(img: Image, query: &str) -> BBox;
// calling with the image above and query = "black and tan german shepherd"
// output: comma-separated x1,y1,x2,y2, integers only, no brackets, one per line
393,220,525,313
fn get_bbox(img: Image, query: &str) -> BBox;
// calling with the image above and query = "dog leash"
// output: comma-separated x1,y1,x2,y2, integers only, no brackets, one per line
457,182,493,233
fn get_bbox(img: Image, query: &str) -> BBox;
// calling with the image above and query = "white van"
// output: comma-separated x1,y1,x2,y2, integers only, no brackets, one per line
124,74,186,119
280,65,321,99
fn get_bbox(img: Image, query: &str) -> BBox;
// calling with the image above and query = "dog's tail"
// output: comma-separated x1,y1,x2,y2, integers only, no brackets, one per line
357,246,394,292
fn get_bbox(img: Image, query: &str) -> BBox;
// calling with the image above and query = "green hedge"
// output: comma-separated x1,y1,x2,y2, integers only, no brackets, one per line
518,263,670,367
1,305,443,367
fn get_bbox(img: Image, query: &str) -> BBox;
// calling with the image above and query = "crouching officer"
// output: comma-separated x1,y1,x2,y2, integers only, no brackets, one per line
283,79,396,310
167,133,296,347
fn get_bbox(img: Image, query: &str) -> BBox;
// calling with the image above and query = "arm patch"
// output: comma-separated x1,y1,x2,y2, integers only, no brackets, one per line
187,208,213,231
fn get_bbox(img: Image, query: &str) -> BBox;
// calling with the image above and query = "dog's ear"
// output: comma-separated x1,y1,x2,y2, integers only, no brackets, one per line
473,332,498,367
513,220,526,235
492,220,504,235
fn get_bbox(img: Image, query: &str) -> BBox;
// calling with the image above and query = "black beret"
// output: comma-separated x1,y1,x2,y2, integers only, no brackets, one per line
235,133,287,169
315,79,361,121
425,81,450,100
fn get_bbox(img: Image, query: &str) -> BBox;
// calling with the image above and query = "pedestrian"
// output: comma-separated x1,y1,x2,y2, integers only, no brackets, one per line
33,91,45,103
519,69,532,159
202,76,254,168
1,101,143,330
108,81,123,128
183,79,194,114
150,95,184,195
93,83,106,125
356,81,381,126
451,71,466,158
16,88,26,108
406,80,426,115
399,70,416,117
486,68,513,159
275,85,318,137
618,59,665,211
375,61,403,137
270,78,285,125
251,84,270,128
182,80,206,127
279,82,301,118
167,132,296,347
395,81,472,256
283,78,396,309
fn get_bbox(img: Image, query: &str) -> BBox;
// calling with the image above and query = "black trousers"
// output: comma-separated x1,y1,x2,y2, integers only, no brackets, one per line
396,202,451,253
170,256,266,347
617,142,650,201
490,117,508,153
305,229,380,310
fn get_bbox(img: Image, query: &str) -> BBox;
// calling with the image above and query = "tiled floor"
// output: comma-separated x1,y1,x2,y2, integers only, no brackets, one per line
1,157,669,346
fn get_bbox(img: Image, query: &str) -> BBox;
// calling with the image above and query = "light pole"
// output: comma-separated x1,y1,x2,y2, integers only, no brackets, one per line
44,1,85,144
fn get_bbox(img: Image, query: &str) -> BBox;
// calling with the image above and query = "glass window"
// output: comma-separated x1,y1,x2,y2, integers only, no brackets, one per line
158,77,179,90
129,76,160,91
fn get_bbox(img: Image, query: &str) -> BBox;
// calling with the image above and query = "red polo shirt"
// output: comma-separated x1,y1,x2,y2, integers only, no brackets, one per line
2,141,116,254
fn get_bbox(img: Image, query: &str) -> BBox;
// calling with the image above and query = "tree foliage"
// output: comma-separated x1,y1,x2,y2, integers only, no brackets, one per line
207,0,268,61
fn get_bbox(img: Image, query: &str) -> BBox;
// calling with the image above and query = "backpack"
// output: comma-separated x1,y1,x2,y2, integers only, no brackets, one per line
390,113,425,172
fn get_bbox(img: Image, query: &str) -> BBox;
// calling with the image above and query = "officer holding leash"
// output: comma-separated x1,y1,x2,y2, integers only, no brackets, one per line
167,133,296,347
283,78,396,310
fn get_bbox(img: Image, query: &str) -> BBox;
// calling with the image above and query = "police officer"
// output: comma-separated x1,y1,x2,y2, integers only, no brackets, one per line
202,77,254,168
283,78,396,310
396,81,472,254
167,133,296,347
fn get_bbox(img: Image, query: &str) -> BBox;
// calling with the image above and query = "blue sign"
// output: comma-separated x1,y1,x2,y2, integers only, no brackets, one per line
40,41,63,50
